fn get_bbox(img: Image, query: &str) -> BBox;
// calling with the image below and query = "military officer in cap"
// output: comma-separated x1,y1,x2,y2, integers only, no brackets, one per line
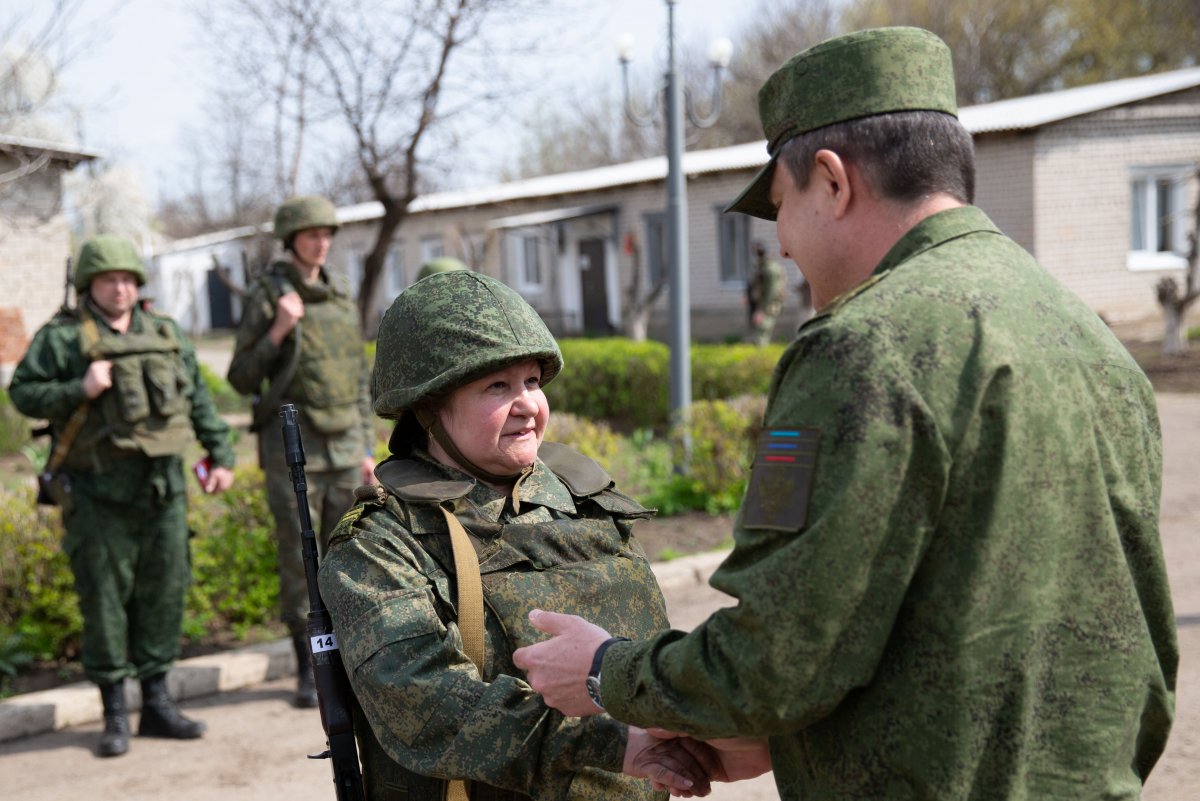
227,195,375,708
10,234,236,758
514,27,1177,799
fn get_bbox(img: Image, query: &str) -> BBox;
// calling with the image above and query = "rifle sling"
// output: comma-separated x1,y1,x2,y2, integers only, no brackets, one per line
437,505,484,801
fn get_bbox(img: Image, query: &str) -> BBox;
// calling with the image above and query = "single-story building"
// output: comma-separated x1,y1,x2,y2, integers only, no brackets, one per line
152,65,1200,343
1,133,101,384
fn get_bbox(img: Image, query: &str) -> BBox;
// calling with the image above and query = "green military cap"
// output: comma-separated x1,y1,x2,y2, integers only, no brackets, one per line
273,195,340,242
726,27,958,220
74,234,147,291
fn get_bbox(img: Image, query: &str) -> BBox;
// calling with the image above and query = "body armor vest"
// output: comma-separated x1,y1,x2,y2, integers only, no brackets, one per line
353,443,668,801
265,262,363,435
65,307,195,469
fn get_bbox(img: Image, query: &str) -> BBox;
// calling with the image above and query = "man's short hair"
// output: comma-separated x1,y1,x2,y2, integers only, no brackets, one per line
777,110,975,205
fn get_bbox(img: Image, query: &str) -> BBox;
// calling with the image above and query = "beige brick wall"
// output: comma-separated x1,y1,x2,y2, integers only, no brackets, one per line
0,156,74,380
1031,88,1200,325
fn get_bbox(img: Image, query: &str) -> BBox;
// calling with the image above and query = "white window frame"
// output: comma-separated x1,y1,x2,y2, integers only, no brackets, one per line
509,228,544,292
419,235,445,266
1127,166,1190,271
717,206,751,284
386,242,406,297
643,212,668,287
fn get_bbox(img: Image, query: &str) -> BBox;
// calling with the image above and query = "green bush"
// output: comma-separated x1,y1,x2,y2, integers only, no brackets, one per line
548,339,670,429
185,465,279,641
660,395,766,515
548,339,784,430
0,489,81,665
198,362,244,415
0,389,33,457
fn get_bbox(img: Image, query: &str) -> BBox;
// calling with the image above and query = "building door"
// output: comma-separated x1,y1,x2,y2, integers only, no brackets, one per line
207,267,234,329
579,237,611,334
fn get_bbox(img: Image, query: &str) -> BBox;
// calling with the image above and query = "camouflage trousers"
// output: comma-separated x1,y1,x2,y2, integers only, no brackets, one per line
749,312,779,346
260,434,358,636
63,487,190,686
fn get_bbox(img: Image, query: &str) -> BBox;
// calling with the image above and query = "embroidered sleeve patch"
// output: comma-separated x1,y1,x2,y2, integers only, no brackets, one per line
741,427,820,531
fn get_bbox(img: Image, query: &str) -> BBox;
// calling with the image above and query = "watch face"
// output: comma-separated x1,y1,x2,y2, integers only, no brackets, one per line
586,675,605,711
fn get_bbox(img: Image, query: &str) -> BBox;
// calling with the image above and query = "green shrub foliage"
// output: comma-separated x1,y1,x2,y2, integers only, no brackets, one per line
0,389,33,456
549,339,783,429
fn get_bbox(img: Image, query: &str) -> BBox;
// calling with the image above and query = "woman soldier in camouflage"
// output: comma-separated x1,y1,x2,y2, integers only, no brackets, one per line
317,271,718,800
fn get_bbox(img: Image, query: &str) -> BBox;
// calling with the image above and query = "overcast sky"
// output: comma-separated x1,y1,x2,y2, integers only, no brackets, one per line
13,0,760,202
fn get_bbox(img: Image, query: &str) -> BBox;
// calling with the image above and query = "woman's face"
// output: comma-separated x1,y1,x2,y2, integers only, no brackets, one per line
431,359,549,480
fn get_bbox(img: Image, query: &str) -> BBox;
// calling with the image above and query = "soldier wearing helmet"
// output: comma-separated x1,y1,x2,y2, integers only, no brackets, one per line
227,195,375,708
315,271,719,799
10,234,236,758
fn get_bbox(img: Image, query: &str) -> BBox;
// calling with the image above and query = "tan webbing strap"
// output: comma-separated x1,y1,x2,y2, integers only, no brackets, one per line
437,505,485,801
45,402,89,474
45,313,104,474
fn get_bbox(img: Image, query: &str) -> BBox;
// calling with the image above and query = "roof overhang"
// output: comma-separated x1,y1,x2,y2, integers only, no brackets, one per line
0,133,101,167
486,203,618,230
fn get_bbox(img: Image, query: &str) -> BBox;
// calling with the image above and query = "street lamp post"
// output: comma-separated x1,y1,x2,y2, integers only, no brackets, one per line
619,0,730,471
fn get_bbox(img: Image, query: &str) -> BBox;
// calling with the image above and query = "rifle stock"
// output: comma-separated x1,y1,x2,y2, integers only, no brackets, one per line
280,403,366,801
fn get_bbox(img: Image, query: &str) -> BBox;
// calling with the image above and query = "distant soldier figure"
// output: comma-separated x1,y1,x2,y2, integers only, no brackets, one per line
746,241,785,345
227,195,375,709
10,234,236,758
415,255,468,282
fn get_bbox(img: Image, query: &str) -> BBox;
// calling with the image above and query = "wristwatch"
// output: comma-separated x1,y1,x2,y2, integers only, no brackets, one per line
585,636,631,711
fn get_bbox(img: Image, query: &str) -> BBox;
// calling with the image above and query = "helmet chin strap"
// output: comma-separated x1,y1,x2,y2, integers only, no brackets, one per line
414,408,528,486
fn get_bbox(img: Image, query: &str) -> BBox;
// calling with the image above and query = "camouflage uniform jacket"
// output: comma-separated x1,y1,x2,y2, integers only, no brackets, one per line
227,259,371,471
318,442,670,801
9,303,235,500
601,206,1178,799
747,256,784,317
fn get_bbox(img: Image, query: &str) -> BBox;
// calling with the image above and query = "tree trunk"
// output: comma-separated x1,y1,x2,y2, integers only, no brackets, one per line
1162,302,1187,355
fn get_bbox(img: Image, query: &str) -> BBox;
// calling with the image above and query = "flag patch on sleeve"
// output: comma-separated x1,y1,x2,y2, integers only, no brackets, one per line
741,427,820,531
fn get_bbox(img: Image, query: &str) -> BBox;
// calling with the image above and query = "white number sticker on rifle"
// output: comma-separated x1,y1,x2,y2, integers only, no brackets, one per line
310,633,339,653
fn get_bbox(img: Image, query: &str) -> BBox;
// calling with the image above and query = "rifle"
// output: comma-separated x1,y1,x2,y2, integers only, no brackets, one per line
280,403,366,801
62,256,73,312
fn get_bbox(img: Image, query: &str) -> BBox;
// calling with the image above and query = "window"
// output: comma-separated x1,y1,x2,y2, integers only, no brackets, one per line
419,235,445,265
508,228,544,291
643,212,668,286
386,243,405,297
1128,167,1190,271
717,207,751,283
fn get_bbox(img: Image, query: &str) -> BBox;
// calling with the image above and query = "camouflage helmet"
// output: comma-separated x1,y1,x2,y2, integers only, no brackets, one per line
74,234,146,292
273,195,339,243
372,271,562,419
416,256,468,282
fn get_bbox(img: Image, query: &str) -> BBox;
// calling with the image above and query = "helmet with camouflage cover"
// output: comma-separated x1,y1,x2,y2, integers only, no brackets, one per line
372,271,562,420
416,256,468,282
74,234,147,292
273,195,340,245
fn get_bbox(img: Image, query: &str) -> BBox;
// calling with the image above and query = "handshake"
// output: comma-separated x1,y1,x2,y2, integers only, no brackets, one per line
512,609,772,797
625,728,771,797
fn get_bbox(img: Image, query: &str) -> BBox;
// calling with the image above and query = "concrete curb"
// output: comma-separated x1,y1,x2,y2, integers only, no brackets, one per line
0,549,729,743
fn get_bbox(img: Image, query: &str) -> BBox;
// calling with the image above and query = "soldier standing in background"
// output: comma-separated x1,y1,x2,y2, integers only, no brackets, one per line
745,241,784,345
515,27,1176,800
10,234,236,758
227,195,375,709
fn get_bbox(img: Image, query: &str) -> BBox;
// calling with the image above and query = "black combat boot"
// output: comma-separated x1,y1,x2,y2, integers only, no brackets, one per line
137,673,206,739
97,682,130,757
293,633,318,709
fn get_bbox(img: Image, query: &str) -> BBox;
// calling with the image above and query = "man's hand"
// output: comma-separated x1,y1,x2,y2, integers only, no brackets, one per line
624,727,717,798
205,466,235,494
511,609,611,717
268,291,305,346
648,731,772,784
82,359,113,399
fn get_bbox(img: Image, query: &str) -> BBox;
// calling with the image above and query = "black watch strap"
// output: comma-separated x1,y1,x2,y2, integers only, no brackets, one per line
586,636,631,711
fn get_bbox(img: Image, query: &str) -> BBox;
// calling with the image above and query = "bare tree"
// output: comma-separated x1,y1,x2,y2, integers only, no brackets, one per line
620,231,666,342
194,0,547,333
1156,165,1200,356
